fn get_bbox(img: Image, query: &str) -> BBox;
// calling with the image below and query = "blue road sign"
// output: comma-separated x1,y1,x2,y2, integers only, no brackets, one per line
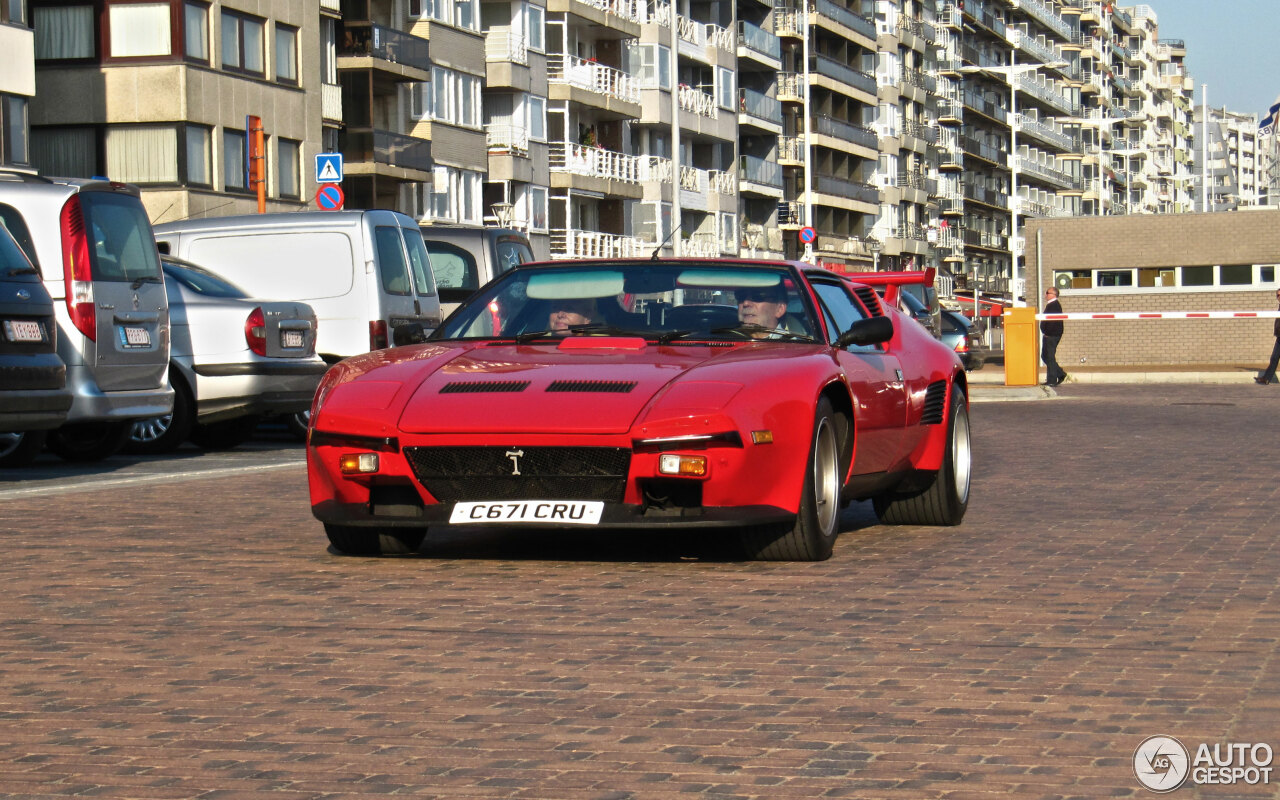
316,183,344,210
799,227,817,244
315,153,344,184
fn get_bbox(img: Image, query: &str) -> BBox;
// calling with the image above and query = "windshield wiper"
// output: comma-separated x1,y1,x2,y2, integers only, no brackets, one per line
4,266,39,277
707,324,817,342
130,275,163,289
513,324,637,343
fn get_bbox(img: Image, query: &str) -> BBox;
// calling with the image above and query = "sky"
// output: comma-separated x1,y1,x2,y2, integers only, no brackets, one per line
1148,0,1280,117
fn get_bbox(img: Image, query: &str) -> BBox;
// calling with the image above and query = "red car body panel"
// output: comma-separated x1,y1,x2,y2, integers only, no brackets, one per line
306,259,965,535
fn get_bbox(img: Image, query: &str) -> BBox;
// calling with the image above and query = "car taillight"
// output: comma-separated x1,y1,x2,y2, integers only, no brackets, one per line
370,320,389,350
953,339,967,353
59,196,95,341
245,307,267,356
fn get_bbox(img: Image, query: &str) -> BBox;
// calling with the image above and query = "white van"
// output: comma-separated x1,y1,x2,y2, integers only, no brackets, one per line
154,211,441,363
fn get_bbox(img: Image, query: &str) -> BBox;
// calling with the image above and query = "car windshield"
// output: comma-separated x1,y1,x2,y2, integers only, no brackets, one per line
434,262,820,343
162,259,250,298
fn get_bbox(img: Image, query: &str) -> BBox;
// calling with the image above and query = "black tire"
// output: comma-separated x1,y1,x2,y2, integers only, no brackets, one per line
873,386,971,526
190,415,262,451
127,379,195,455
0,430,47,469
324,524,424,556
47,422,131,462
741,397,844,561
285,410,309,441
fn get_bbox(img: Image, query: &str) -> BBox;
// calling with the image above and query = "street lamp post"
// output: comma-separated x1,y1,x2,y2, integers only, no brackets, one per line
958,55,1066,308
865,236,882,271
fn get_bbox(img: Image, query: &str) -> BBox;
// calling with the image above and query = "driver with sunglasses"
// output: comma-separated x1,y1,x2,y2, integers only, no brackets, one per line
735,284,790,339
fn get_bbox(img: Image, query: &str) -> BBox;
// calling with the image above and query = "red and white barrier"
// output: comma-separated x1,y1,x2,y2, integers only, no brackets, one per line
1032,310,1280,321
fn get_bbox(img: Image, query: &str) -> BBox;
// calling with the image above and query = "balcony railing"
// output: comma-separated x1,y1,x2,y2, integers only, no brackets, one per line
814,174,878,205
739,88,782,125
902,118,938,144
813,0,875,39
777,72,806,101
548,55,639,104
1014,31,1058,66
737,20,780,61
640,156,673,183
575,0,644,24
774,8,802,37
813,115,878,149
709,170,735,194
811,54,876,96
550,142,641,183
1017,0,1075,42
1017,74,1077,115
899,65,936,94
1015,156,1080,190
777,135,803,162
740,154,783,188
341,129,431,172
680,233,720,258
962,89,1007,123
1016,114,1074,151
340,23,430,72
678,84,717,118
485,27,527,64
550,229,648,259
486,124,529,155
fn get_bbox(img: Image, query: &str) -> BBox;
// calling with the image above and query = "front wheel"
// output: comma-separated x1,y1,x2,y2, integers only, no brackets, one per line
325,524,425,556
0,430,47,469
873,386,970,526
741,397,844,561
47,422,131,462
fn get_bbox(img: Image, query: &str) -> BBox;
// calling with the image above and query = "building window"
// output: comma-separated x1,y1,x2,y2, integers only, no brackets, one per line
1219,264,1252,285
30,127,97,177
527,185,547,231
184,2,208,62
408,81,430,121
626,42,670,90
528,95,545,141
429,67,480,128
429,166,482,223
33,5,95,60
2,95,28,166
277,138,300,198
105,127,178,183
526,4,544,51
223,128,246,190
719,211,736,252
274,23,297,83
185,124,211,186
221,10,264,76
2,0,27,25
716,67,734,110
107,2,172,58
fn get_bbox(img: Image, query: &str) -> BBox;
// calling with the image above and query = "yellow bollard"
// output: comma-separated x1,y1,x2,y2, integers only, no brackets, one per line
1003,307,1039,386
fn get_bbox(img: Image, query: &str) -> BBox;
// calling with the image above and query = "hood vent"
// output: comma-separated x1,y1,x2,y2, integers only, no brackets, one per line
547,380,637,393
920,380,948,425
852,286,884,317
440,380,531,394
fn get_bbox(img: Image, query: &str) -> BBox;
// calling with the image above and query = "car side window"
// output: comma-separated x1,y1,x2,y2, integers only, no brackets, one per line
373,225,411,296
494,237,533,274
401,227,437,297
811,280,878,353
423,241,479,290
0,204,39,270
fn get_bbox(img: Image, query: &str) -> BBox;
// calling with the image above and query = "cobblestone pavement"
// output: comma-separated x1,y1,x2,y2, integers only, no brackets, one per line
0,384,1277,799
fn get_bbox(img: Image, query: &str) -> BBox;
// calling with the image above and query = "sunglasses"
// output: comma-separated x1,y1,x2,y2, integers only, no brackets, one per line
735,291,782,304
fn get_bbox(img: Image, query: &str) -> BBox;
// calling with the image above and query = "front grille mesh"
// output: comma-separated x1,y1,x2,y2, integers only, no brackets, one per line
404,446,631,502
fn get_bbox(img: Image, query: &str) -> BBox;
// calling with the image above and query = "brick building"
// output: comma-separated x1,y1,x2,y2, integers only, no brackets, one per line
1023,210,1280,368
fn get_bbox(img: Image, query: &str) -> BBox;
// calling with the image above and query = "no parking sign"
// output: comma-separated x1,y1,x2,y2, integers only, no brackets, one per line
799,227,817,244
315,183,344,210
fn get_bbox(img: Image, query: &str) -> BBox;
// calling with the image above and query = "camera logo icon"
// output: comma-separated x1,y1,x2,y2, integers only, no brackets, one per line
1134,735,1190,793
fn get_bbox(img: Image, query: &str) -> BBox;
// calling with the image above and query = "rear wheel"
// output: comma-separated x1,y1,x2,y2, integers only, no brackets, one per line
873,386,970,526
47,422,131,462
0,430,47,469
741,397,844,561
127,380,194,455
285,410,309,441
190,415,262,451
324,524,424,555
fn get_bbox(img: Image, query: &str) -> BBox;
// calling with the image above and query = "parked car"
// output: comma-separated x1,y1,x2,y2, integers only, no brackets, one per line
0,218,73,468
419,226,535,318
154,210,441,362
900,280,941,338
940,308,989,371
306,258,970,561
0,172,172,461
126,256,327,454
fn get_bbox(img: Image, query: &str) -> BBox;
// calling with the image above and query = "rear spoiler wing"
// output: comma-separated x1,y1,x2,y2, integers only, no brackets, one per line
841,268,935,305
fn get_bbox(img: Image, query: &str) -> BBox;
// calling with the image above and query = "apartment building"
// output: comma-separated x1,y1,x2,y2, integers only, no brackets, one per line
0,0,33,171
1192,105,1263,212
25,0,334,224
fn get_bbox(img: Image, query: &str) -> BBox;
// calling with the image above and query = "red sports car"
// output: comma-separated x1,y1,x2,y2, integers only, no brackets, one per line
307,259,970,561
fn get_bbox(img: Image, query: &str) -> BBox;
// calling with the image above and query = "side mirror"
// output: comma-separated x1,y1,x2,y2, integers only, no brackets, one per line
835,316,894,349
392,322,429,347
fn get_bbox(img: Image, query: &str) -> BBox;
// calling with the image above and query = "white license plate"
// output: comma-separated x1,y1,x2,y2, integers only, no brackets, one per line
121,326,150,347
282,330,305,348
450,500,604,525
4,320,42,343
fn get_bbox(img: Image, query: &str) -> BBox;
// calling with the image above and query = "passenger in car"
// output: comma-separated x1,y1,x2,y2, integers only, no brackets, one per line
549,298,600,332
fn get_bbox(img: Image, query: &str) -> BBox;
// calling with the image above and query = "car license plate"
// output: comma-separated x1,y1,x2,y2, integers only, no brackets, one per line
449,500,604,525
282,330,304,348
3,320,42,343
120,326,150,347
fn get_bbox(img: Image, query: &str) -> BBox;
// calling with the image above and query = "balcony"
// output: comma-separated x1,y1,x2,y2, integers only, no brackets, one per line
677,16,734,59
548,55,639,104
813,0,876,40
902,118,938,144
774,9,802,38
813,115,878,150
1015,156,1080,190
777,135,803,164
485,27,527,65
737,20,780,66
1012,29,1058,66
814,174,879,205
1015,0,1076,42
777,72,806,102
740,154,783,190
678,84,717,118
1016,75,1077,115
322,83,343,123
962,89,1007,124
339,23,431,80
550,142,641,183
341,128,432,173
550,229,648,259
899,65,937,94
640,156,673,184
567,0,645,24
739,88,783,128
1016,114,1075,151
811,54,876,96
487,124,529,156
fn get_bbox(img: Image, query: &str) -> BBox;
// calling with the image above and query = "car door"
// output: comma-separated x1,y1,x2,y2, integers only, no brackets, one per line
370,223,427,347
809,277,907,475
401,223,442,334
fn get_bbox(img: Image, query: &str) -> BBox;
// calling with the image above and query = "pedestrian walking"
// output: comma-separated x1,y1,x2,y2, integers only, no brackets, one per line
1040,287,1067,386
1255,288,1280,385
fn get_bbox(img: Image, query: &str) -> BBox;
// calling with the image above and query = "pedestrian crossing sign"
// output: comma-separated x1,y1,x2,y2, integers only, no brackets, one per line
315,153,343,184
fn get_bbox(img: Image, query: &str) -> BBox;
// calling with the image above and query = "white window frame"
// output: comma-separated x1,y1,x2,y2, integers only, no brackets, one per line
716,67,734,110
526,3,545,51
527,95,546,141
